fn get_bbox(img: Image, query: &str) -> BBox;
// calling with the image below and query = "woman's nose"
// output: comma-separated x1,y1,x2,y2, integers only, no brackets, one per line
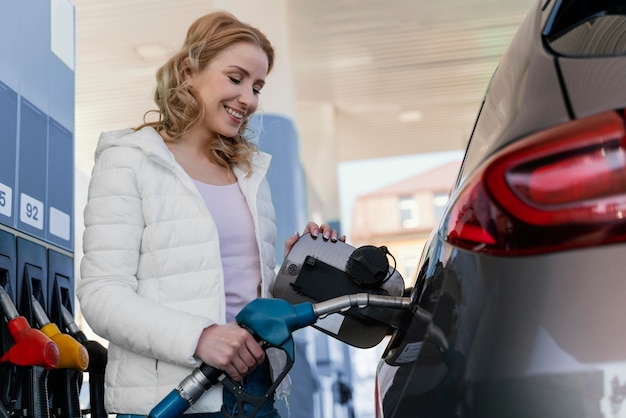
238,87,256,109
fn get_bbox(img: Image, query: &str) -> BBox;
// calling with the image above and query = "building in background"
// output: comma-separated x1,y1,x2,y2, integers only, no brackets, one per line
345,159,461,417
350,160,462,284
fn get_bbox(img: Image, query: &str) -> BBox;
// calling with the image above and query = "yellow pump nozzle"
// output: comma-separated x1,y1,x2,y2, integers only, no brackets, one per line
39,323,89,371
32,296,90,371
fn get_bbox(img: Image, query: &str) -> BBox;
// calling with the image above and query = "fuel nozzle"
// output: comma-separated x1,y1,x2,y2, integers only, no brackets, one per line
0,286,59,369
60,304,109,418
150,293,413,418
60,304,87,343
31,296,89,371
60,304,107,375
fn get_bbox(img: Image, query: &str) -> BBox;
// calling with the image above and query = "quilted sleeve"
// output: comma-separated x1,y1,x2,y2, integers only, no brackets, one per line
77,147,212,367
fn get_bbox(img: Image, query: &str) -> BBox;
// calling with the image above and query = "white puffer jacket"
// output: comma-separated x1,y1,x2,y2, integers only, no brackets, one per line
77,126,277,414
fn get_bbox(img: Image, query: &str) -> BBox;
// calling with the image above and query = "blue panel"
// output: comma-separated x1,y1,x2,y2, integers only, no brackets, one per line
253,114,308,264
0,81,17,228
47,249,73,324
18,0,50,113
47,23,75,132
16,237,47,324
47,56,75,132
0,0,20,91
17,99,47,240
47,118,73,251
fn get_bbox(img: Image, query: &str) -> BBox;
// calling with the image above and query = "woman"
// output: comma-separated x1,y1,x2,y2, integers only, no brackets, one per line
77,11,341,417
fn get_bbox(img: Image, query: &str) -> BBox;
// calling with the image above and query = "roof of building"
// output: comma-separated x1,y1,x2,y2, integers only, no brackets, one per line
361,160,462,197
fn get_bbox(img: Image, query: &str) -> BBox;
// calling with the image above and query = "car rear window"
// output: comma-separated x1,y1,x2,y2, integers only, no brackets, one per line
544,1,626,57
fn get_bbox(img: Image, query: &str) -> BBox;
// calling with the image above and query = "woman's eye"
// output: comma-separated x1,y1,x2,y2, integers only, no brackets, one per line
229,77,241,84
253,88,262,95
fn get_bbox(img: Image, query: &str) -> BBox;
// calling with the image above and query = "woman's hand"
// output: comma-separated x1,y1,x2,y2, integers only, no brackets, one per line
194,323,265,382
284,221,346,258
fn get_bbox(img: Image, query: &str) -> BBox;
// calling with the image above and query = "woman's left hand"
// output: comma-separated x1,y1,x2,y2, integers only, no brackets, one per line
284,221,346,258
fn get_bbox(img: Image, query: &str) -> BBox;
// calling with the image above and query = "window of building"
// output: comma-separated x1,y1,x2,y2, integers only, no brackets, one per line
402,254,419,281
433,192,449,221
399,195,419,228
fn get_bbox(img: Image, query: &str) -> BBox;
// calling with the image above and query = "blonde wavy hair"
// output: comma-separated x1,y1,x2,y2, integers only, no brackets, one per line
137,11,275,174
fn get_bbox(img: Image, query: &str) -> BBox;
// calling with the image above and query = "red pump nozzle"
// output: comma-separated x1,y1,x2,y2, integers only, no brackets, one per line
0,287,59,369
1,315,60,369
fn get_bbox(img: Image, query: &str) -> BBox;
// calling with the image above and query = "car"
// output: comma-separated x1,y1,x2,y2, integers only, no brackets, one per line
373,0,626,417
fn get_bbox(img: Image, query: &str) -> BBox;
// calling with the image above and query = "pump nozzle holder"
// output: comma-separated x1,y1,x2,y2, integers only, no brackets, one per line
0,316,59,369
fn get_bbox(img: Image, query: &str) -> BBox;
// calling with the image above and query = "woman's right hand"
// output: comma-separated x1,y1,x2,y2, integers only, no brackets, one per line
194,323,265,381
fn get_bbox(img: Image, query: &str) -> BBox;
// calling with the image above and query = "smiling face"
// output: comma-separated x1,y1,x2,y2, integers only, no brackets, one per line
187,42,269,141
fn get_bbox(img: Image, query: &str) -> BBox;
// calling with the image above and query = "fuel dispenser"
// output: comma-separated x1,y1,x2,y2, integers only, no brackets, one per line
1,0,77,415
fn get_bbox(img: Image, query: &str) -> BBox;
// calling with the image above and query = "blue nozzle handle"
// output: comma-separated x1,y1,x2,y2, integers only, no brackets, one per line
150,298,318,418
236,299,317,358
149,389,189,418
150,365,223,418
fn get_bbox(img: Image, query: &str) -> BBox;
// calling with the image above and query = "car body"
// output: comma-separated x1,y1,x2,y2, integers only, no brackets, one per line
375,0,626,417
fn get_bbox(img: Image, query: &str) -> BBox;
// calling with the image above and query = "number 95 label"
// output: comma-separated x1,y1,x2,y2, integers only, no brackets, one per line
0,183,12,218
20,193,44,230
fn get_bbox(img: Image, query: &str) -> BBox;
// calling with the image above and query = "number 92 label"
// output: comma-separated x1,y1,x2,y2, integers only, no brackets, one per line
20,193,44,230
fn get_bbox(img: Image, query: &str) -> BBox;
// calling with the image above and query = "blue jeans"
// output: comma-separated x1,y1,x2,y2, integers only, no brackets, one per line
221,361,280,418
117,361,280,418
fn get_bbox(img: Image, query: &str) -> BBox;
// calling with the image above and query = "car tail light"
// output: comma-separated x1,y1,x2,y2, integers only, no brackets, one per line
375,379,380,417
375,378,383,418
445,110,626,255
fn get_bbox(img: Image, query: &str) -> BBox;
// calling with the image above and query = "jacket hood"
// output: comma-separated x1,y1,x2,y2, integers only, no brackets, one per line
94,127,271,173
94,127,176,168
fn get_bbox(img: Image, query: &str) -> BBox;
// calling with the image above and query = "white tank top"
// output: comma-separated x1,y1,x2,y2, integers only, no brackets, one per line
193,179,261,323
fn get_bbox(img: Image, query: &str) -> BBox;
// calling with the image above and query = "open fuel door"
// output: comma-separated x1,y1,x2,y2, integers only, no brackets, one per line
273,234,410,348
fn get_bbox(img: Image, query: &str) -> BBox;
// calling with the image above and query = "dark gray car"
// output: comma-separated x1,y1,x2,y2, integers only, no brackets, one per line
375,0,626,416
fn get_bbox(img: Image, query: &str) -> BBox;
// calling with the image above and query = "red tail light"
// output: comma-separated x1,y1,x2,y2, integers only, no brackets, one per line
375,377,383,418
445,110,626,255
